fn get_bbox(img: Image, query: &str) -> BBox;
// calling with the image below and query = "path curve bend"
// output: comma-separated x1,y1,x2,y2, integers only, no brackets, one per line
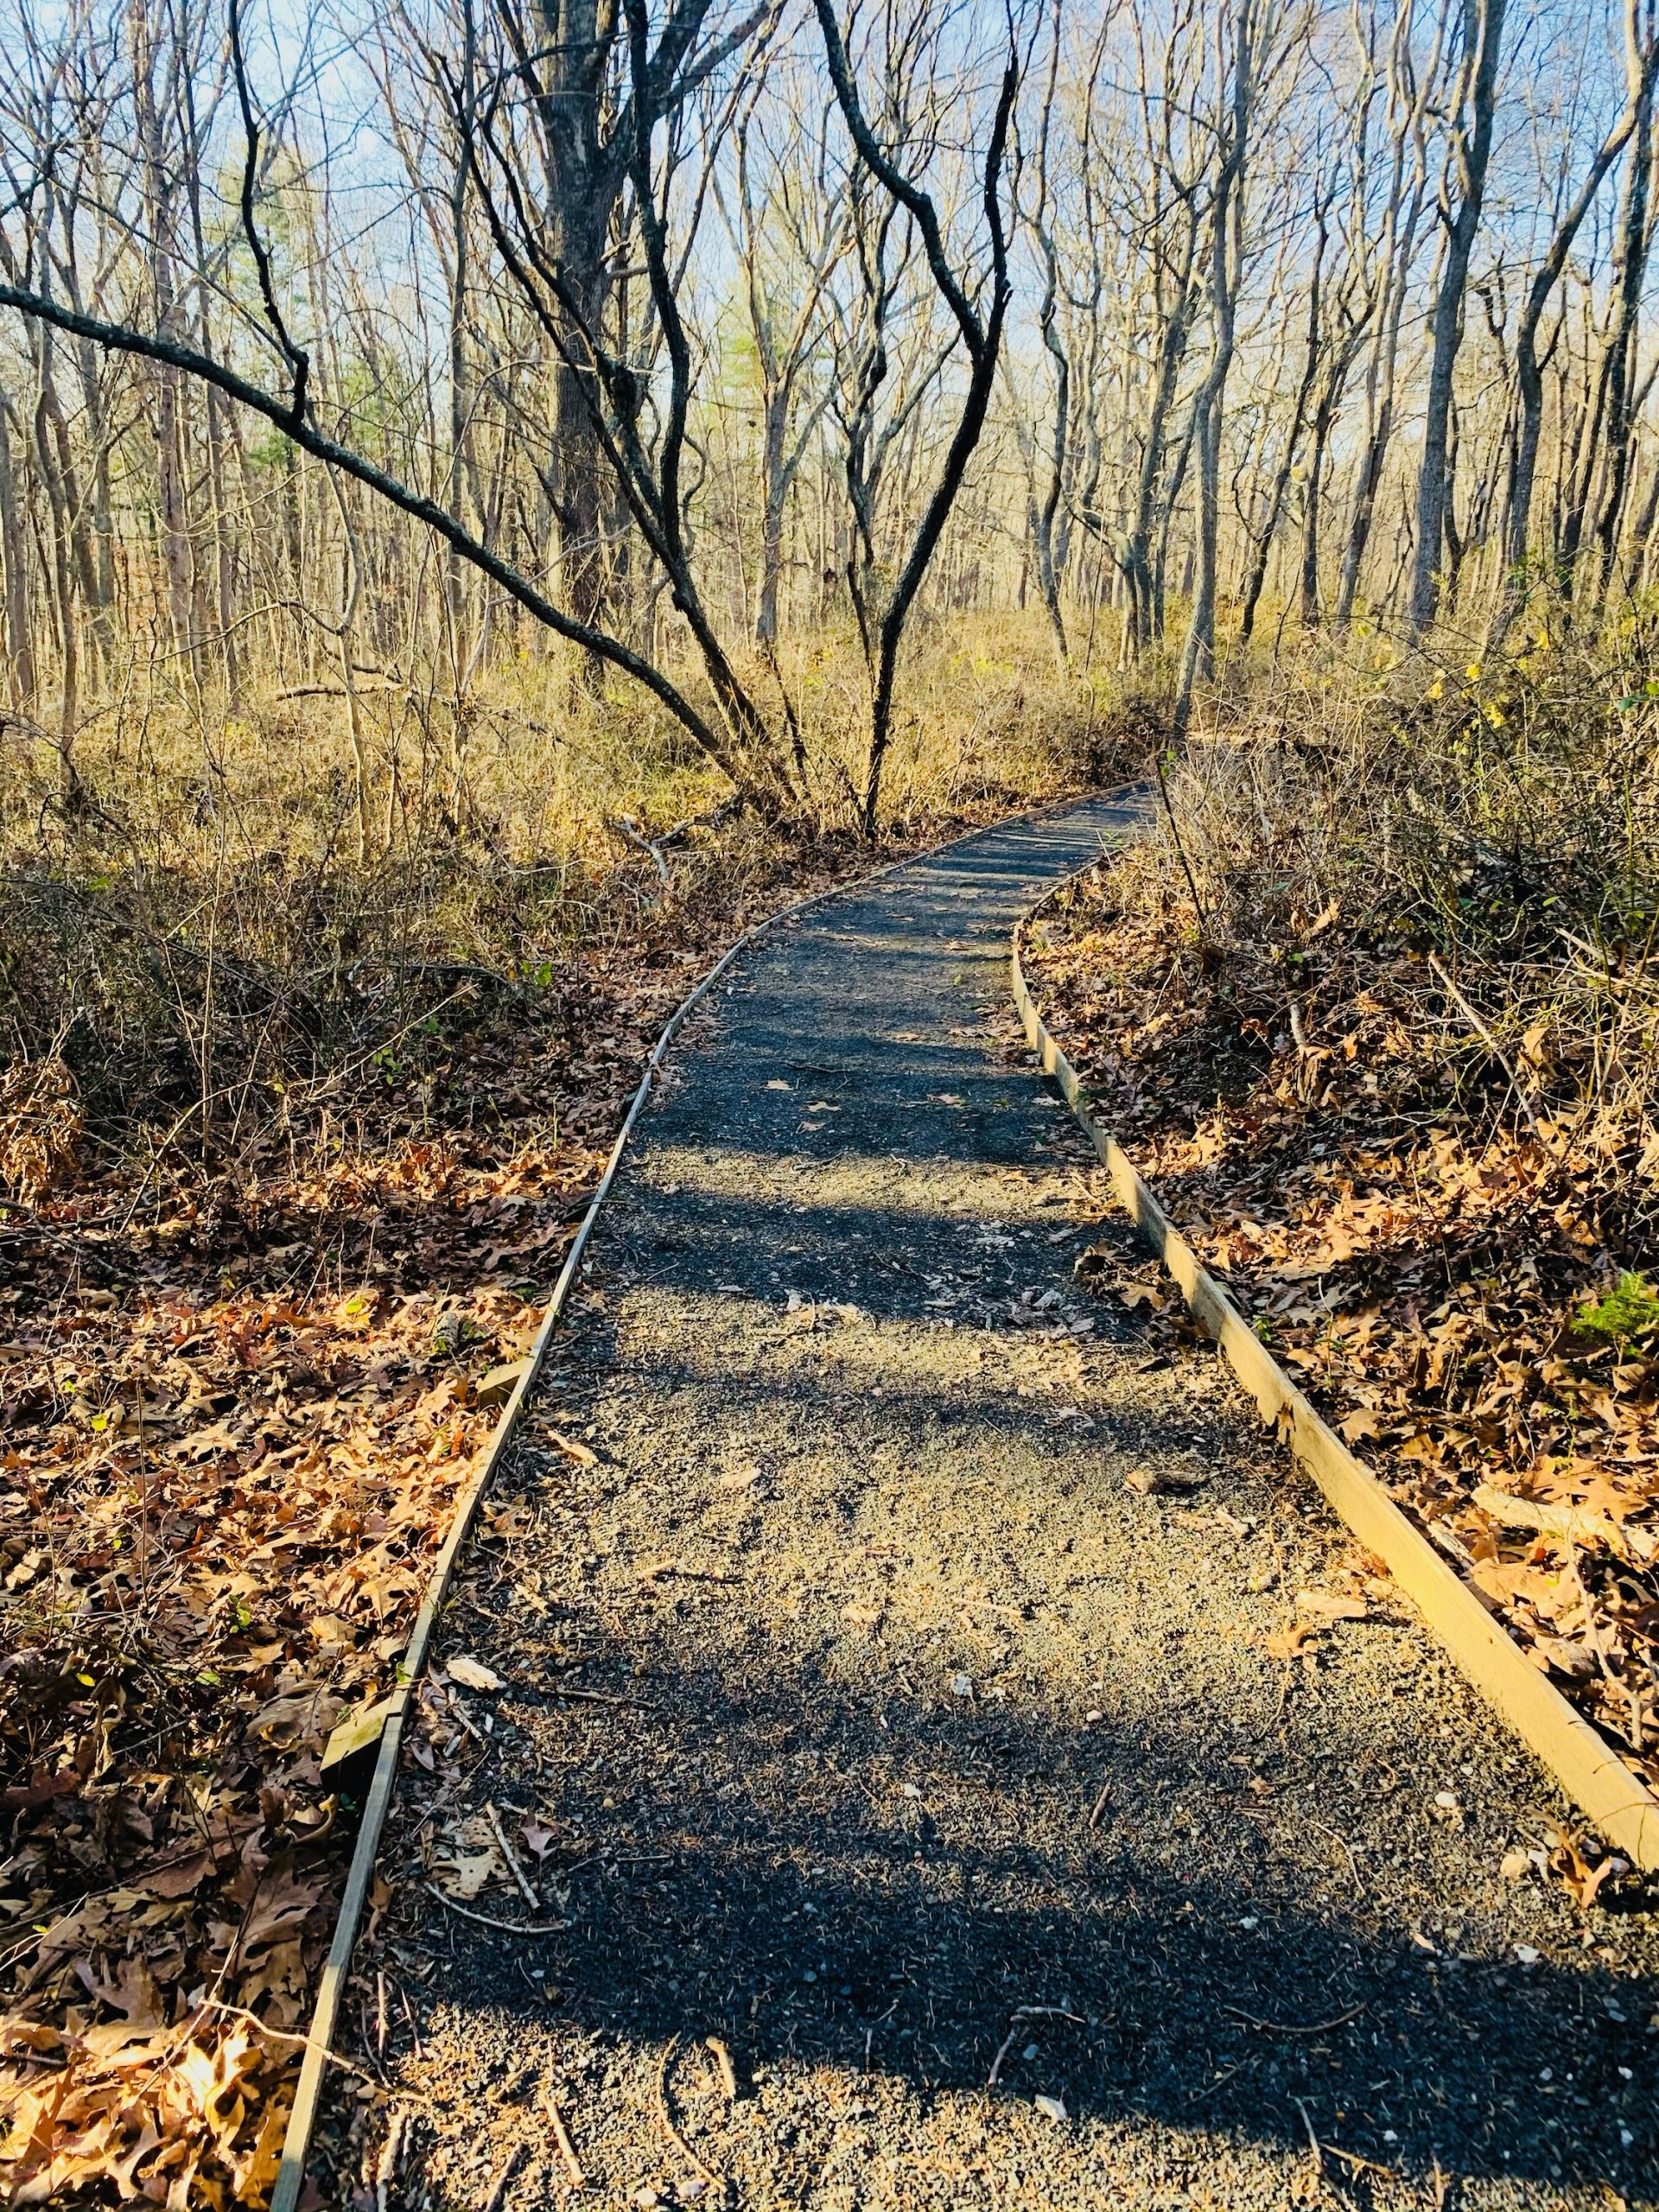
336,795,1656,2212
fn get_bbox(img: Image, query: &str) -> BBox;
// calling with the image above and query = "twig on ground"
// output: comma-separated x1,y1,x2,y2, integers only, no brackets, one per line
1471,1483,1644,1562
1086,1783,1110,1830
986,2004,1086,2088
1182,2063,1239,2106
657,2034,728,2202
1251,1664,1294,1740
1293,2095,1326,2185
1323,2140,1397,2177
543,2087,586,2190
188,1998,379,2082
1224,2003,1365,2036
375,2107,410,2212
479,2142,523,2212
1153,747,1209,936
1314,1821,1365,1894
1427,954,1540,1134
704,2036,738,2100
486,1798,543,1910
398,1983,424,2060
437,1691,487,1745
423,1881,566,1936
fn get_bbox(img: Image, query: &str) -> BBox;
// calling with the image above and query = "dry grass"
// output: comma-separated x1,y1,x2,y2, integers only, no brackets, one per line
0,613,1123,1176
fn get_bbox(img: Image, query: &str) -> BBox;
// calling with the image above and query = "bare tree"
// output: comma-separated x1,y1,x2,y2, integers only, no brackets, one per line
720,61,848,645
1492,0,1655,642
812,0,1018,830
1408,0,1506,635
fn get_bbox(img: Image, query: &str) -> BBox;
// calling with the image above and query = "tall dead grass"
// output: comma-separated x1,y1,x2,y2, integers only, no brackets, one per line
0,613,1132,1186
1160,626,1659,1178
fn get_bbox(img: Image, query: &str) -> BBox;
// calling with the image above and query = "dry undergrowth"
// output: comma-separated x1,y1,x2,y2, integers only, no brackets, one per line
0,619,1132,2205
1026,645,1659,1813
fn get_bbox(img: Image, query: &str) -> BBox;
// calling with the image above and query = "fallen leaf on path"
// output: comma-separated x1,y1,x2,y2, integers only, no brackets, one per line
549,1431,598,1466
144,1853,214,1900
1264,1621,1319,1661
1295,1590,1369,1625
1547,1828,1628,1910
446,1656,504,1694
434,1847,504,1900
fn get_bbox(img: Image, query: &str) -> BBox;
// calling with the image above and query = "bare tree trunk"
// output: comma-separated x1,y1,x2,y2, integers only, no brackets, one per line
0,388,34,710
812,0,1017,831
756,391,788,643
1173,0,1255,741
1240,202,1325,642
1593,99,1659,602
1494,8,1649,645
130,0,198,667
1408,0,1506,636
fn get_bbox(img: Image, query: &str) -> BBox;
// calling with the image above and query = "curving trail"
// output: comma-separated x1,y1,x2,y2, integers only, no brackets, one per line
346,797,1656,2211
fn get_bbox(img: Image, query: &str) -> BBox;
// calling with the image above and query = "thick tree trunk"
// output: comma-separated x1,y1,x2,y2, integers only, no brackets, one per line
537,0,615,649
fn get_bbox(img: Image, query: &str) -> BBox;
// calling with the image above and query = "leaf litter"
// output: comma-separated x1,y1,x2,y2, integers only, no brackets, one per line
1026,841,1659,1840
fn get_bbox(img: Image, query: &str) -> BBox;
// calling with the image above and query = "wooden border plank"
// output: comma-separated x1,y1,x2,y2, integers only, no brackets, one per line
1011,916,1659,1874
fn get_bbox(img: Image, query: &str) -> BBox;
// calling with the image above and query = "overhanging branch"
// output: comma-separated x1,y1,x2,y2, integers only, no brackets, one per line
0,279,752,786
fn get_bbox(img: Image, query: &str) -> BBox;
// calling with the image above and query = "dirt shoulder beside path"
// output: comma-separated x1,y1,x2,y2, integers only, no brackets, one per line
320,797,1655,2212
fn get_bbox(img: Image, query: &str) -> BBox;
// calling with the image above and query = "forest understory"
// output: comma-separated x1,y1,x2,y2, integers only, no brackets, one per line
1026,641,1659,1842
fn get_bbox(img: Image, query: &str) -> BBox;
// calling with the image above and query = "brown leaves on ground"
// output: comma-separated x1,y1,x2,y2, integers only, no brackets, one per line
0,1058,82,1205
0,1167,580,2202
0,919,831,2200
1029,844,1659,1807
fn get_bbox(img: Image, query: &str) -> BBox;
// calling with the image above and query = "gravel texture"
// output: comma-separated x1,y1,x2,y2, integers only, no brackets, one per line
321,797,1657,2212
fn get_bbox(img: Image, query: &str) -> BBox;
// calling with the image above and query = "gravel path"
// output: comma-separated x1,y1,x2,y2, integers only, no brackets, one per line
333,797,1656,2212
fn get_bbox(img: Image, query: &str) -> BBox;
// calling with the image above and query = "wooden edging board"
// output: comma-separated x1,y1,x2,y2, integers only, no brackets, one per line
1009,896,1659,1877
269,788,1128,2211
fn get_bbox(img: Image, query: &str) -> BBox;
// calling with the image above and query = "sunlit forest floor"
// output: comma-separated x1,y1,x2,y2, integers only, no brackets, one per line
6,611,1659,2202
